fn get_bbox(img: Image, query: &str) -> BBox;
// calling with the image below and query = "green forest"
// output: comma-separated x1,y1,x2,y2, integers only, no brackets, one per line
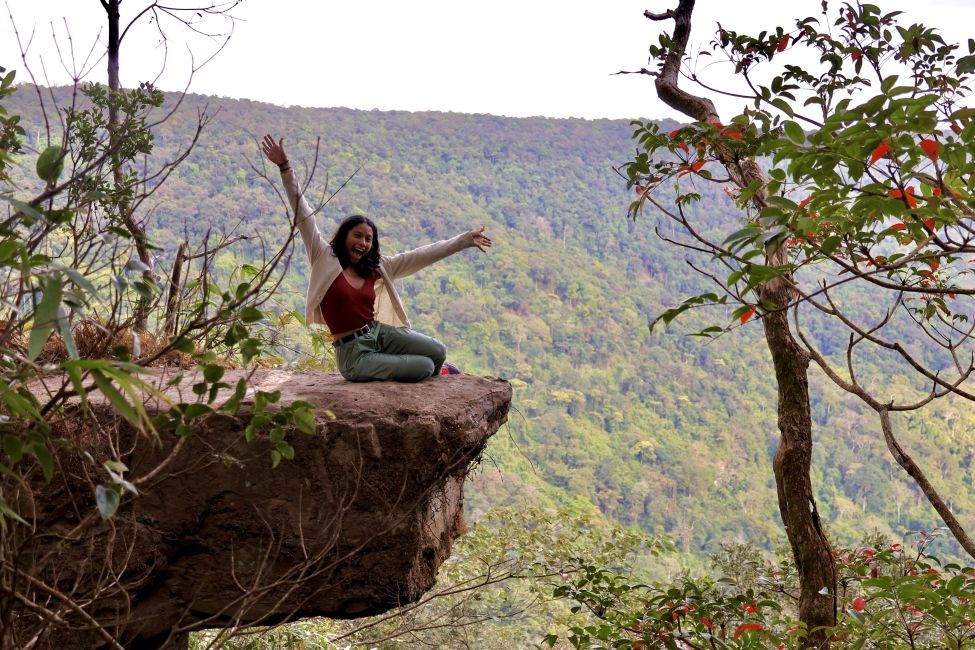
7,87,969,559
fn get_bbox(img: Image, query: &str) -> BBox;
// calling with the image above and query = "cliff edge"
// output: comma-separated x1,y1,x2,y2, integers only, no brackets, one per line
17,370,511,649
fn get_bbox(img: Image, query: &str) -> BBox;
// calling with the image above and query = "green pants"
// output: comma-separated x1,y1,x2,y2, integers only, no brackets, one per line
334,323,446,382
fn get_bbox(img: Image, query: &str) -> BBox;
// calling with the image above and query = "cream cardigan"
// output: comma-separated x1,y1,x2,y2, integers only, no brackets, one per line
281,168,473,330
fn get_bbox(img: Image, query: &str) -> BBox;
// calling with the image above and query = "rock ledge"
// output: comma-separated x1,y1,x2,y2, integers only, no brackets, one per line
24,371,511,648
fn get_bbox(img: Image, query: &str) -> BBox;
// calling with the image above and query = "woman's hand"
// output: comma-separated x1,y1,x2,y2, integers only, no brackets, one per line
261,134,289,168
469,227,492,252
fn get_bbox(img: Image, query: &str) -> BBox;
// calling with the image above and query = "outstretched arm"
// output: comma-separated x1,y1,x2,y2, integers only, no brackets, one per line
262,134,327,263
384,227,493,279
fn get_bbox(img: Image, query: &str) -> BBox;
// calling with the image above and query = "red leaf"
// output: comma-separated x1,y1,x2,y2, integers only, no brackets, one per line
924,219,936,230
701,617,713,631
889,187,917,208
669,129,681,138
852,597,866,612
740,306,757,324
920,138,940,161
851,50,862,63
734,623,764,640
743,603,757,614
952,122,963,134
776,34,789,52
677,142,690,154
933,187,942,197
721,126,744,140
635,185,646,195
949,293,956,299
890,222,907,230
905,185,918,209
690,160,705,172
798,196,813,210
869,141,892,164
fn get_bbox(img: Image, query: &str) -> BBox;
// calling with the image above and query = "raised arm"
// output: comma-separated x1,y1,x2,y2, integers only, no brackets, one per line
262,134,327,264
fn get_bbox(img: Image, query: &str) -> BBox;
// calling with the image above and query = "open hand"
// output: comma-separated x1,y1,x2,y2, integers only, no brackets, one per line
261,134,289,167
469,227,492,252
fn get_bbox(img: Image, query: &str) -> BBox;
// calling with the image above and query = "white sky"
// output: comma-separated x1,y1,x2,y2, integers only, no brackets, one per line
2,1,974,121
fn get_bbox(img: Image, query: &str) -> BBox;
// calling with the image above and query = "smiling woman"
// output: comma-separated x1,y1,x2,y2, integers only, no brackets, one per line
261,134,492,382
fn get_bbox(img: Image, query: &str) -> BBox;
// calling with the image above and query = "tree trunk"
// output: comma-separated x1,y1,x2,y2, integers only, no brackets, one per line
163,241,188,335
761,277,836,647
103,0,153,332
645,1,836,645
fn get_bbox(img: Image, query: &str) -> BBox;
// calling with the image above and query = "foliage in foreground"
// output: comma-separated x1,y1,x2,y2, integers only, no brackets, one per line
547,529,975,649
190,507,668,649
191,518,975,650
1,49,318,648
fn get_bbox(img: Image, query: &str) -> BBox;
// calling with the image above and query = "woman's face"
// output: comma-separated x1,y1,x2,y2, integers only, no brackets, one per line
345,222,374,264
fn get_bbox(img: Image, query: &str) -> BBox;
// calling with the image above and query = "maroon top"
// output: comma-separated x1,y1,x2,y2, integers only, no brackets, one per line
320,272,376,334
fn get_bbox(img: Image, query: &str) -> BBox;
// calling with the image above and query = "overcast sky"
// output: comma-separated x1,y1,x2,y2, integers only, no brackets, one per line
2,1,974,121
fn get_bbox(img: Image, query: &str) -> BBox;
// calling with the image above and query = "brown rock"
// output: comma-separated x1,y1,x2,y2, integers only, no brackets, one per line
13,370,510,649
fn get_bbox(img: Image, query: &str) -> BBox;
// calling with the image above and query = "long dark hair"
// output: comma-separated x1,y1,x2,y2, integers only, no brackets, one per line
330,215,381,277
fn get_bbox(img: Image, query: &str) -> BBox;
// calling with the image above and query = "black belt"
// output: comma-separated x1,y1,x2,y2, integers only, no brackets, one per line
332,321,377,346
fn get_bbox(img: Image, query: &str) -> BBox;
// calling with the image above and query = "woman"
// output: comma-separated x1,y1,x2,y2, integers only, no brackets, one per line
262,134,492,381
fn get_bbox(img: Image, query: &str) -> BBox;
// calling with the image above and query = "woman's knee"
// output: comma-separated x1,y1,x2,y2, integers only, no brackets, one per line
399,356,435,381
431,340,447,366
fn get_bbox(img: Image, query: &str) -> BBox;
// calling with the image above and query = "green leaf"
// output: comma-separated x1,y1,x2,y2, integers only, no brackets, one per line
95,484,121,520
63,266,98,296
32,443,54,482
89,369,143,432
293,407,316,435
278,442,295,461
35,146,64,183
171,337,194,353
0,239,21,265
202,364,225,383
222,378,248,415
821,235,842,255
28,276,63,360
784,121,805,143
958,55,975,75
3,434,22,463
771,97,795,117
56,304,78,359
1,389,42,421
254,390,280,412
104,459,128,474
0,497,28,528
239,306,264,323
181,403,213,420
0,194,46,225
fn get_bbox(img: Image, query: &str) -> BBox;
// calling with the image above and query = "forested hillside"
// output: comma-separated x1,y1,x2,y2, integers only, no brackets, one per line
8,86,974,559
